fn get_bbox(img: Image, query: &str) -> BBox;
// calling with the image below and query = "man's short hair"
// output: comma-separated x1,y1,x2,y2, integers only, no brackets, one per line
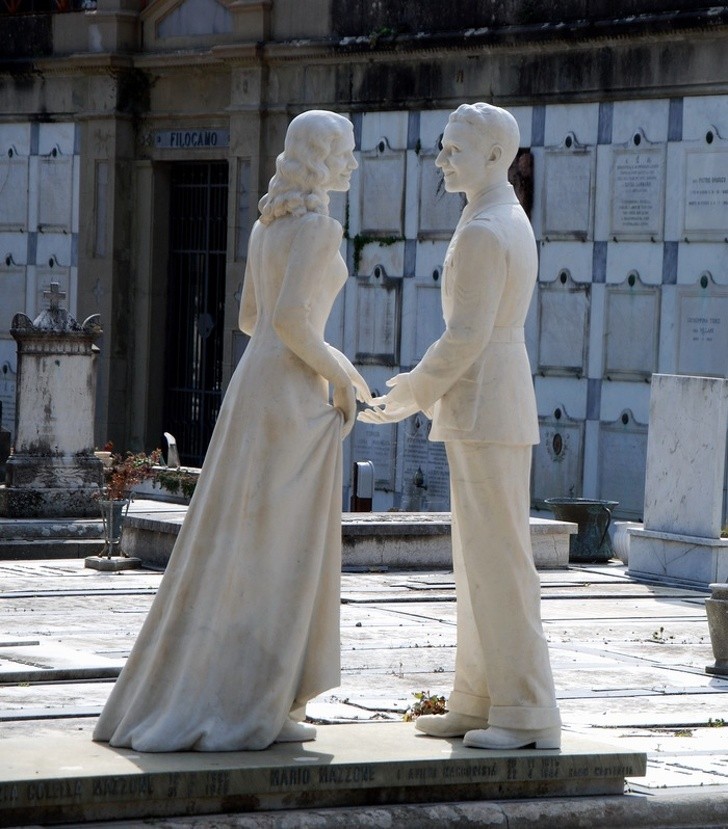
448,103,520,167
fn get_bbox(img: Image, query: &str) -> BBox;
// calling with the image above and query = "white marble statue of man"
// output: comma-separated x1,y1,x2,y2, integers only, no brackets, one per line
359,103,561,750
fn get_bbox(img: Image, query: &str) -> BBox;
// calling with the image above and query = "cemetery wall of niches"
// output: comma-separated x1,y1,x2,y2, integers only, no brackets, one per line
335,95,728,517
0,121,80,438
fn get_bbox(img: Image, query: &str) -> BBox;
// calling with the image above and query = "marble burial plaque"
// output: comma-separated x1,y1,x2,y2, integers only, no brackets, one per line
610,147,665,240
38,155,74,232
418,154,462,238
532,410,584,506
360,150,405,235
677,290,728,378
538,273,590,376
401,413,450,511
597,411,647,519
604,278,659,379
355,279,400,365
351,421,396,491
683,149,728,239
0,155,28,231
543,149,595,240
413,283,444,362
0,269,26,331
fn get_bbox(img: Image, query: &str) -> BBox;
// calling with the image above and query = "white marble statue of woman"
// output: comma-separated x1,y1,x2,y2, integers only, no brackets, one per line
93,110,369,751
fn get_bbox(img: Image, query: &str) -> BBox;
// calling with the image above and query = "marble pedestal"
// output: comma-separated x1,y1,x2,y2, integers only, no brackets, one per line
0,724,645,827
628,527,728,588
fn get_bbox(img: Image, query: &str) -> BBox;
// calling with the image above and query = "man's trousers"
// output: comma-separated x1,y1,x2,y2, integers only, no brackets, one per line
445,440,561,731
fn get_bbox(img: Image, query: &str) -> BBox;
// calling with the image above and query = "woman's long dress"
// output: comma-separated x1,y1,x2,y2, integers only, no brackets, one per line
93,213,347,751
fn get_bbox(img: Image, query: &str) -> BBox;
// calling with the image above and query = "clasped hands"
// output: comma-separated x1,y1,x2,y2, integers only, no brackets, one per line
357,374,420,425
335,371,419,438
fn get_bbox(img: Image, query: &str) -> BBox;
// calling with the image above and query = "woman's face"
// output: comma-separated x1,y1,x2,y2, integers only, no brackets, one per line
325,130,358,192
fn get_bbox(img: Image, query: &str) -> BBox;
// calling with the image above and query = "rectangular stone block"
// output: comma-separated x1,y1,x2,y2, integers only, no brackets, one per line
643,374,728,537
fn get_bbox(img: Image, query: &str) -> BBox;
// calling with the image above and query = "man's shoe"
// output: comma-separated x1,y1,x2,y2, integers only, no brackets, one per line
415,711,488,738
463,726,561,750
275,718,317,743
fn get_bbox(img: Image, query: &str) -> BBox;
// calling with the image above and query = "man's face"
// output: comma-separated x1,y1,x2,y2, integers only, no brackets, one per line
435,121,487,194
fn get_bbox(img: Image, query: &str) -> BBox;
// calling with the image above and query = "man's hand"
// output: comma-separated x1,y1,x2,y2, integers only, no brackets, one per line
357,374,420,424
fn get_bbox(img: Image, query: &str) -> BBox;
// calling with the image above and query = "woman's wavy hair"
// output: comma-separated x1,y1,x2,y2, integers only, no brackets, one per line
259,110,353,225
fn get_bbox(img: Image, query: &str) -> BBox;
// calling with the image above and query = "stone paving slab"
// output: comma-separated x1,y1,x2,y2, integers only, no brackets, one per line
0,725,644,827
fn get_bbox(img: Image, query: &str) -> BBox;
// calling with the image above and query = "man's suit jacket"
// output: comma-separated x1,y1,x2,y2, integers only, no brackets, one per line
406,181,540,446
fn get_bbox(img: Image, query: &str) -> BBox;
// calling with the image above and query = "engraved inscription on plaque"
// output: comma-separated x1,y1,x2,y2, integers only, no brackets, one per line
604,275,659,379
683,149,728,239
610,147,665,240
401,414,450,511
677,288,728,378
543,149,595,240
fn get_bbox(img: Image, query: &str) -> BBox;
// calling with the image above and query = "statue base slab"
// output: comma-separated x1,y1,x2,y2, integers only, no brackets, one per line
0,723,645,827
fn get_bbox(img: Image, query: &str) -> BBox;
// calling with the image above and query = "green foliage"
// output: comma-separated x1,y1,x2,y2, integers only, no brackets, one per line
352,233,405,273
403,690,447,722
154,468,198,501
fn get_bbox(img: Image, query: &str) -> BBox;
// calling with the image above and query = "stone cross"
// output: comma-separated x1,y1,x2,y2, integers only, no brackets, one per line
43,282,66,311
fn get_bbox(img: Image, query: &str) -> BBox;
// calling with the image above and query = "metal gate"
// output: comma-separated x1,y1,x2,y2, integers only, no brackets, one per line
164,161,228,466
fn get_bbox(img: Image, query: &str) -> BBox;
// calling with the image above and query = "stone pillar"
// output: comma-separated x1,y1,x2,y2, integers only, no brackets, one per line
628,374,728,587
0,284,104,518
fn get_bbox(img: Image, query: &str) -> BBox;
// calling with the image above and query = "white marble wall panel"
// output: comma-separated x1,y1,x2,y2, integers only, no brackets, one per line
678,243,728,286
542,147,595,241
537,272,590,375
538,243,594,284
360,111,409,151
532,411,585,503
534,378,588,420
597,412,648,518
359,150,405,235
346,155,362,236
354,278,400,364
0,232,27,267
38,154,74,232
411,284,444,363
356,240,404,278
400,411,450,511
0,153,29,232
0,268,26,332
682,95,728,141
603,278,660,379
600,381,650,424
525,291,538,369
36,234,72,269
682,145,728,240
530,146,545,240
611,99,670,144
605,243,663,285
38,122,75,156
544,103,600,147
328,190,347,227
675,282,728,378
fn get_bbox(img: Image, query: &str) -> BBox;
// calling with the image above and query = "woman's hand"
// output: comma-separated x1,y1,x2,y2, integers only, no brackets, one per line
333,381,356,438
350,369,373,406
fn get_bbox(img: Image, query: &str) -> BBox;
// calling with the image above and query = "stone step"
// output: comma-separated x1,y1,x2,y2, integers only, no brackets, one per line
0,723,645,827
